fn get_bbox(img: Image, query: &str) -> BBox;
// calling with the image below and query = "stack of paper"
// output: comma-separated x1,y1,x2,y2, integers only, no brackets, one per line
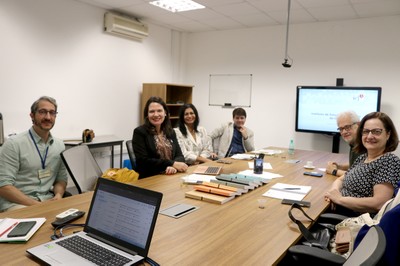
250,149,283,155
263,183,311,201
181,174,216,184
230,154,254,160
238,170,283,181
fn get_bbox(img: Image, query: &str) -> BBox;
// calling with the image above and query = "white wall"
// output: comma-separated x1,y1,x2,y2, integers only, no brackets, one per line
0,0,174,143
184,16,400,156
1,0,399,159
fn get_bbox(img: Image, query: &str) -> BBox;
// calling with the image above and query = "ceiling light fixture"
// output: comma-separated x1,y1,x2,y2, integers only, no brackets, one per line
282,0,293,68
149,0,205,13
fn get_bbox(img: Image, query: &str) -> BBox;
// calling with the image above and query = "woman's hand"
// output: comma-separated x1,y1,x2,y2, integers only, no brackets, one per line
165,166,177,175
326,161,338,175
209,152,218,159
172,162,188,172
325,188,342,205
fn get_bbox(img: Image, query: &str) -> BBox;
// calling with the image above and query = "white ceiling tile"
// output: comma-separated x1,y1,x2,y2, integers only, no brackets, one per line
353,0,400,17
268,9,316,24
73,0,400,32
297,0,350,8
212,2,265,16
248,0,304,12
307,6,359,21
196,0,244,8
233,13,279,27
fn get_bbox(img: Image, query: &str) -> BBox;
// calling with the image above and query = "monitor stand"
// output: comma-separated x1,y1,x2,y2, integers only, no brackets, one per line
332,133,340,153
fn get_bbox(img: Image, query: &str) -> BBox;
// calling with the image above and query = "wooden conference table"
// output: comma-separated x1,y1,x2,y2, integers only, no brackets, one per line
0,148,347,266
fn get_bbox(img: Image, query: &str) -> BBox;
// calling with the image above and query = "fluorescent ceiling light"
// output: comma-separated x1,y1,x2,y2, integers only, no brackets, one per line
149,0,205,13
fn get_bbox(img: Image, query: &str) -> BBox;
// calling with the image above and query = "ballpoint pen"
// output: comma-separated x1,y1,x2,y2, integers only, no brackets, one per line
0,222,18,237
283,188,301,190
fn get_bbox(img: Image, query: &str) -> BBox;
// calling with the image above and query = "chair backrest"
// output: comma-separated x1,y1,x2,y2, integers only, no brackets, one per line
373,187,400,221
0,112,4,146
344,225,386,266
125,140,136,170
212,137,220,156
61,145,103,194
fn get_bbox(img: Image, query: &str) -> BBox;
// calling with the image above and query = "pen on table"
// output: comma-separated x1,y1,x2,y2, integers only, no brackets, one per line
174,207,196,217
0,222,18,237
283,188,301,190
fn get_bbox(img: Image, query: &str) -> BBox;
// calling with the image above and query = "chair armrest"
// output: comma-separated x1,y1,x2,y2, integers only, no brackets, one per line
318,213,349,223
288,245,346,264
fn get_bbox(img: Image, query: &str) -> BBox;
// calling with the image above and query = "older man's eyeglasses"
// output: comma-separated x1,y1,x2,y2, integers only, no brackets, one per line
362,128,384,136
337,122,357,132
37,109,58,117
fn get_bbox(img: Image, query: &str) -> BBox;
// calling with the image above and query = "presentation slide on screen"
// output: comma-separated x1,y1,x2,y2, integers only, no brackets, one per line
297,89,380,133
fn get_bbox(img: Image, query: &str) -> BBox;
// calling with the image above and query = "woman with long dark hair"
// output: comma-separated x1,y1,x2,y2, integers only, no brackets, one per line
132,96,187,178
174,103,216,164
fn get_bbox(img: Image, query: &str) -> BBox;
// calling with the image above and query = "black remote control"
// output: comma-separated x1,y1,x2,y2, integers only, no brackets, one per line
51,211,86,228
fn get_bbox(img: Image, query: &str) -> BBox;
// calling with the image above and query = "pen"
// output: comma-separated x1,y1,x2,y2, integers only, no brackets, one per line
283,188,301,190
0,222,18,237
174,207,196,217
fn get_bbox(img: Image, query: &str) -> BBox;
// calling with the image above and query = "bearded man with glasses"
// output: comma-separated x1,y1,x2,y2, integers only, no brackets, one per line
326,111,363,177
0,96,68,212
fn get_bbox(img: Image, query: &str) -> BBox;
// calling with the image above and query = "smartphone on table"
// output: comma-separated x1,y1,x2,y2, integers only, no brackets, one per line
7,221,37,237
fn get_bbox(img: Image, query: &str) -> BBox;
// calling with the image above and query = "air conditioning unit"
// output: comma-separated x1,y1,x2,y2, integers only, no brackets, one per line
104,12,148,41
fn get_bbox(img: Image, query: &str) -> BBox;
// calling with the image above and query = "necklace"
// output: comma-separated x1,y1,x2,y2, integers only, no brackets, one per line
365,153,384,163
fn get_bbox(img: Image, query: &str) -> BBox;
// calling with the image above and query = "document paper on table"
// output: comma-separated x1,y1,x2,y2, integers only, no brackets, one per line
263,183,311,201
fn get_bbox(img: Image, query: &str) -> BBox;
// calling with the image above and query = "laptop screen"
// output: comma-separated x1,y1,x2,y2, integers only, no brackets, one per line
84,178,163,257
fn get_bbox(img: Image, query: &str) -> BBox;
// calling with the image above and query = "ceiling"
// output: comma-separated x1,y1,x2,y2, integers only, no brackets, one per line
76,0,400,32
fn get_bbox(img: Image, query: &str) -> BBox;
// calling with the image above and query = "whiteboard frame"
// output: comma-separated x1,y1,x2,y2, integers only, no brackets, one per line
209,74,252,107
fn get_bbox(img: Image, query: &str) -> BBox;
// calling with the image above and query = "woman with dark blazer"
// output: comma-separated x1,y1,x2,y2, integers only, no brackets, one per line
132,96,188,178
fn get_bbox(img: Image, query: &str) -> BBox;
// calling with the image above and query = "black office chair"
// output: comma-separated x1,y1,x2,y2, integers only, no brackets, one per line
125,140,136,170
287,225,386,265
285,193,400,266
60,145,103,194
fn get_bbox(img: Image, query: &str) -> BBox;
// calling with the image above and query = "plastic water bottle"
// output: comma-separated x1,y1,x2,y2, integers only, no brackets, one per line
288,139,295,156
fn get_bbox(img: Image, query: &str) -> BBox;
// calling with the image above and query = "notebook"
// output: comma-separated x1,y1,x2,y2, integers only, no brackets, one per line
27,177,163,265
193,165,222,175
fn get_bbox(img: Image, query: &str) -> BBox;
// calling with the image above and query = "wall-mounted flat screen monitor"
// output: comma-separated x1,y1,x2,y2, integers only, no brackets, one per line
295,86,382,135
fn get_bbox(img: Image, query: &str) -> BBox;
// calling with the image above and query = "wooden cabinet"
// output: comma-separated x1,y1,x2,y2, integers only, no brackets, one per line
141,83,193,127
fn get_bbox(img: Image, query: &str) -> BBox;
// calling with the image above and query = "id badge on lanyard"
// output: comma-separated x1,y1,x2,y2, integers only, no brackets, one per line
38,168,51,179
29,130,51,179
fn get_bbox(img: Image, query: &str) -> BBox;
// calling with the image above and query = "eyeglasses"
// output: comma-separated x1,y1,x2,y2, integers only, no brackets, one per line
337,122,357,132
362,128,384,136
37,109,58,117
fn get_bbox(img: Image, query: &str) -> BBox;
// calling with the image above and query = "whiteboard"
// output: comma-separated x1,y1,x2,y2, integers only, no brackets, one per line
209,74,252,107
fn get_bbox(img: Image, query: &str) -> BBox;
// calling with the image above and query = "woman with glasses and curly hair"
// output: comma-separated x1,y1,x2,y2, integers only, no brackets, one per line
325,112,400,216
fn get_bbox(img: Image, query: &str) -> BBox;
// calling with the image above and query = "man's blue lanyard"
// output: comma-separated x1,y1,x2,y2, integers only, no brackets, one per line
29,130,49,170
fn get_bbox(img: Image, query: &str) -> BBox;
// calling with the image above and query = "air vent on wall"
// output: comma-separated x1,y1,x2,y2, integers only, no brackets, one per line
104,12,148,41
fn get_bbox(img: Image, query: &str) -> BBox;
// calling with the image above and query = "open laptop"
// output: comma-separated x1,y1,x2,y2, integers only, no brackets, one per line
27,177,163,265
193,165,222,175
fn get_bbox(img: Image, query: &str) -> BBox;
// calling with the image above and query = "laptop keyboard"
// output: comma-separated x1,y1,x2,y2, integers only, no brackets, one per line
204,166,221,174
56,235,132,266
